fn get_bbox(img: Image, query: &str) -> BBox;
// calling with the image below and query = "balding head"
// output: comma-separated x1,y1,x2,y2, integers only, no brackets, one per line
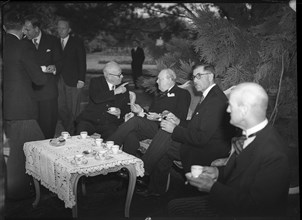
227,82,268,130
103,61,123,85
156,68,176,92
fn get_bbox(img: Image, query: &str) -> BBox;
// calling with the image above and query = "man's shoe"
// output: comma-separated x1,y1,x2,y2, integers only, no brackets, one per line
136,188,160,198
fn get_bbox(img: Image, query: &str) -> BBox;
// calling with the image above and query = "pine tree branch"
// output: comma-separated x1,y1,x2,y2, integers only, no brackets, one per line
177,3,197,20
269,52,285,124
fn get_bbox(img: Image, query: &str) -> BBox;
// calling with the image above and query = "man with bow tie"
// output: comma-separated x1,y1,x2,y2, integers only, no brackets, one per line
23,14,62,139
108,68,190,176
168,82,290,217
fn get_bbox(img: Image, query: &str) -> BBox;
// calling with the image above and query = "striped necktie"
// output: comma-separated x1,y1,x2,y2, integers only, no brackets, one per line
33,39,38,49
61,39,65,50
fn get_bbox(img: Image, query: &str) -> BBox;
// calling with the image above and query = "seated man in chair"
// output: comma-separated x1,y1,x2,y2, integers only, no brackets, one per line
108,68,191,177
168,82,290,217
75,61,131,140
138,64,237,197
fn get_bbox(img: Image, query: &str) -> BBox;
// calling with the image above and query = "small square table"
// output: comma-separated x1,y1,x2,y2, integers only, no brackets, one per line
23,135,144,218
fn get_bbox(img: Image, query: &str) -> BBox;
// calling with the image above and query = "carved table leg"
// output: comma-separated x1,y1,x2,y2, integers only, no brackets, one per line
32,178,40,208
124,164,137,218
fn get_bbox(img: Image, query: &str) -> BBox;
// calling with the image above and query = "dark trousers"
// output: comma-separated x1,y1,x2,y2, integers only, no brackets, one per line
108,116,159,156
142,129,172,174
131,65,142,88
4,120,45,200
148,140,182,194
58,76,82,135
37,98,58,139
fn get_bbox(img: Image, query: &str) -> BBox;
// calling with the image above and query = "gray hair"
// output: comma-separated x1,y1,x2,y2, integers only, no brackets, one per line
162,68,176,82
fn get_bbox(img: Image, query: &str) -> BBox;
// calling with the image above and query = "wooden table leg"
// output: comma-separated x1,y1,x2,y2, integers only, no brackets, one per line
71,175,83,218
32,178,40,208
124,164,137,218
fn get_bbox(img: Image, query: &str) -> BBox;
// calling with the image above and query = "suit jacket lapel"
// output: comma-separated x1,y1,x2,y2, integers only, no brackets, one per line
191,85,217,118
226,127,268,182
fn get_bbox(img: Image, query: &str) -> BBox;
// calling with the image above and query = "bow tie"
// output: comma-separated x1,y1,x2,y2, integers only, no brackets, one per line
232,133,257,155
159,90,168,97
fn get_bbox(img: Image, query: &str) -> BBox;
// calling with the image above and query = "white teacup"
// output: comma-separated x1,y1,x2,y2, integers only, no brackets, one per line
112,145,119,154
61,131,69,140
191,165,204,178
80,131,88,139
106,141,114,149
74,154,83,164
95,138,103,147
108,107,117,112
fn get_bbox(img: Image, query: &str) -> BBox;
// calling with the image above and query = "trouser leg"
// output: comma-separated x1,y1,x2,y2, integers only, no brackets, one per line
4,120,44,200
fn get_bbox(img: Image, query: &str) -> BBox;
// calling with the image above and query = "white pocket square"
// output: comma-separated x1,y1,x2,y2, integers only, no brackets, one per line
167,93,175,97
46,49,51,52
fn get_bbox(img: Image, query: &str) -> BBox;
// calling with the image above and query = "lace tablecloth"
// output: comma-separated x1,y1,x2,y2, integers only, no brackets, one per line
24,136,144,208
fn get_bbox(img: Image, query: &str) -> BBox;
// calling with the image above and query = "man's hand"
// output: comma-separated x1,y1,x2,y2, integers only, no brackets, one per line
185,167,219,192
129,103,143,114
46,65,56,74
77,81,85,89
160,119,177,133
165,112,180,125
107,107,121,119
124,112,134,122
146,112,162,121
114,82,129,95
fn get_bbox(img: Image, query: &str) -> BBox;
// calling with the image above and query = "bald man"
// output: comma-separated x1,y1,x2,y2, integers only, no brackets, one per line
75,61,131,140
168,82,290,217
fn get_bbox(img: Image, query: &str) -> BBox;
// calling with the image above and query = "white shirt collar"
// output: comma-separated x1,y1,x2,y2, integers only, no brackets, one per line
202,83,216,98
33,31,42,44
9,33,21,40
167,84,175,93
243,119,268,137
61,35,70,43
106,81,115,91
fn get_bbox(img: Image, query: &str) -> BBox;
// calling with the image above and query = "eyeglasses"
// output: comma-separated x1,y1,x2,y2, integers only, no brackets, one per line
191,72,211,80
108,73,123,78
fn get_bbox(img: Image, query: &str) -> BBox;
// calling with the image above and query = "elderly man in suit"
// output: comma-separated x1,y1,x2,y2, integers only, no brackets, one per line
138,64,236,197
23,14,62,139
168,82,290,217
75,61,131,140
108,68,191,157
3,11,47,199
56,18,87,134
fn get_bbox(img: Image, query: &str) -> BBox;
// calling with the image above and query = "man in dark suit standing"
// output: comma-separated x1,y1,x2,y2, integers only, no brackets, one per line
75,61,131,140
3,11,47,199
139,64,236,196
23,15,61,139
168,82,290,217
131,39,145,89
56,18,87,134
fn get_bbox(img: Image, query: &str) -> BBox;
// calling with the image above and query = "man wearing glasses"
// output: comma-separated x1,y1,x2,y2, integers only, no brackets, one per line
75,61,131,140
139,64,237,197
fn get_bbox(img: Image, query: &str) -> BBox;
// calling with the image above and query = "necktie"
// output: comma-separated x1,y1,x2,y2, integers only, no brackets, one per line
33,39,38,49
61,39,65,50
199,95,205,103
224,133,257,178
159,90,168,97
